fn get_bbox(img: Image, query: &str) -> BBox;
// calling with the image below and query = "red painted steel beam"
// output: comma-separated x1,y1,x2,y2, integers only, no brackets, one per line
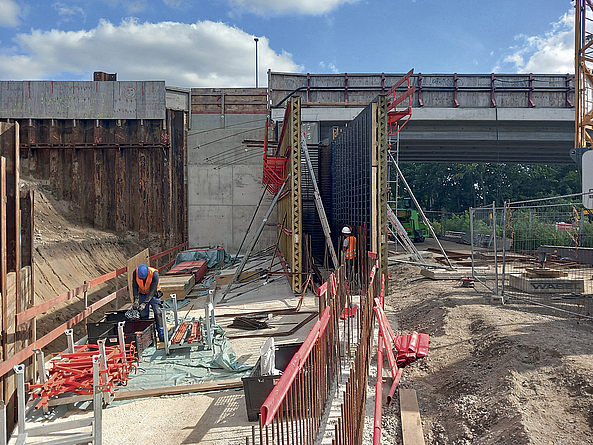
386,86,416,112
386,69,414,98
373,334,384,445
386,367,403,406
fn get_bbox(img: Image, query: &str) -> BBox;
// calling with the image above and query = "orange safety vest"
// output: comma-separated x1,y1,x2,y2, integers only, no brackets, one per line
135,266,161,294
345,235,357,260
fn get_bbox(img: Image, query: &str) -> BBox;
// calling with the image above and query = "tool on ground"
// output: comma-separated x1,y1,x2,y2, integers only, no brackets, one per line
459,277,475,287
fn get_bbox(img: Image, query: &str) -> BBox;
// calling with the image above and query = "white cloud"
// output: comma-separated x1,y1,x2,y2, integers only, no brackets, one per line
227,0,358,16
0,19,302,87
496,10,574,73
318,61,339,73
0,0,20,27
52,2,86,24
102,0,148,13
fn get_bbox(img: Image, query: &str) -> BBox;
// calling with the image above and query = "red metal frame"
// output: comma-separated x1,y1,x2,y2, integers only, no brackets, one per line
386,69,416,137
28,343,138,408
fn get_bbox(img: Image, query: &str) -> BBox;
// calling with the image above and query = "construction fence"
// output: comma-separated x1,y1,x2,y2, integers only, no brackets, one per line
470,195,593,321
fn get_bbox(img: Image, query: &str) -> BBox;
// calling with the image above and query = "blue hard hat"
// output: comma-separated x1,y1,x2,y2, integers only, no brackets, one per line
137,264,149,279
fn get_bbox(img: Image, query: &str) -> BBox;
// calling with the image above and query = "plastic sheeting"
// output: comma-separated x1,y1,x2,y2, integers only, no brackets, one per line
174,247,234,269
115,322,252,396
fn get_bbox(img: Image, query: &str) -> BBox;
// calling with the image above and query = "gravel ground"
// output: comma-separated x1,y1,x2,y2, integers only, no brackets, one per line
381,260,593,445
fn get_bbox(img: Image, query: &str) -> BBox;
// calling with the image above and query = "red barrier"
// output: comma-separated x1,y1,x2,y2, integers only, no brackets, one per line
260,306,331,426
0,287,127,378
373,334,384,445
16,242,187,325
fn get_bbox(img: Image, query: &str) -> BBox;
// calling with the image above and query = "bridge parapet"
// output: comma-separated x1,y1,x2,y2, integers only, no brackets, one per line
269,72,574,110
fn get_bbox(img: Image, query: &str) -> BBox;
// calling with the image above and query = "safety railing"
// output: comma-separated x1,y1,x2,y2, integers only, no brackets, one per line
252,255,378,445
0,241,188,379
332,259,378,445
258,304,337,444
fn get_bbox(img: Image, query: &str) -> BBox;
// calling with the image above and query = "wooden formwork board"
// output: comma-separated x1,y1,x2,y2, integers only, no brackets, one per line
399,388,426,445
127,249,150,302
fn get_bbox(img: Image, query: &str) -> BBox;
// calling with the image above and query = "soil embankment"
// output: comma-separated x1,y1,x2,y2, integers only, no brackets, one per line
383,260,593,444
26,180,151,352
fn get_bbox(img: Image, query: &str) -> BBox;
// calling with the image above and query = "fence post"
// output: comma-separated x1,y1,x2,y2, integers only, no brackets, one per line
502,201,508,297
493,201,498,295
470,208,475,278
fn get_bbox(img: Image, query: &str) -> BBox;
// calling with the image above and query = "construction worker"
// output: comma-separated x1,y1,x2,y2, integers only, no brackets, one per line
342,226,357,285
132,264,165,340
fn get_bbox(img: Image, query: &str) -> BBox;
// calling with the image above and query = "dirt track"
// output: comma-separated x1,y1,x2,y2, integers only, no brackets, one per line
383,261,593,444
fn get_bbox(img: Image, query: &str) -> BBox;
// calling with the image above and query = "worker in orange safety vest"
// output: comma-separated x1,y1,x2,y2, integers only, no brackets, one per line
132,264,165,340
342,226,357,286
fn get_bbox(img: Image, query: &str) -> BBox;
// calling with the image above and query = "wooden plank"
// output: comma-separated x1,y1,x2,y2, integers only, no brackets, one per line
0,156,6,404
399,388,426,445
113,379,243,401
160,274,195,300
127,248,150,302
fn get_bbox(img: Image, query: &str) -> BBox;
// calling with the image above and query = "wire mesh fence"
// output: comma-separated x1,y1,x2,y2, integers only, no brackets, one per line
470,196,593,322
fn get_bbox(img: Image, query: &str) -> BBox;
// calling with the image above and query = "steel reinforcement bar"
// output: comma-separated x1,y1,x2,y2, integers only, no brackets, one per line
333,259,378,445
255,257,377,445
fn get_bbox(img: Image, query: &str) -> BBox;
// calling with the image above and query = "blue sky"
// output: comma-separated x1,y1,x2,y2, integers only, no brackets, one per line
0,0,576,88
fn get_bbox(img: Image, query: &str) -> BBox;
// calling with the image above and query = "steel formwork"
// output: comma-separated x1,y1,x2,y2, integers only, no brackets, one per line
331,98,388,280
275,98,302,292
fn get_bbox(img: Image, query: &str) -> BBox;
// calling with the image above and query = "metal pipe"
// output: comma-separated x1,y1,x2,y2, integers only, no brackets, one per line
93,354,103,445
35,349,46,384
161,309,170,356
493,201,499,295
65,328,75,353
117,322,126,359
14,364,26,437
502,202,508,297
389,153,452,267
470,208,475,278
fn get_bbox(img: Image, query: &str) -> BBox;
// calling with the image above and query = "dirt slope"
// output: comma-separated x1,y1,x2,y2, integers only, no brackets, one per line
26,180,149,351
383,262,593,444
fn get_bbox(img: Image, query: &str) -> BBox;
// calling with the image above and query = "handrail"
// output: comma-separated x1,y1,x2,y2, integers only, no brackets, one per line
16,241,188,325
260,305,331,426
0,287,127,378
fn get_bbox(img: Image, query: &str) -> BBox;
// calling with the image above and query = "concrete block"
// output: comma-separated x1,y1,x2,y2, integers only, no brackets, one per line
508,273,585,294
490,295,505,305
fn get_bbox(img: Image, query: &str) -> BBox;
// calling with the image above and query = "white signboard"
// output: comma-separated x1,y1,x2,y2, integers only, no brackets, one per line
583,150,593,209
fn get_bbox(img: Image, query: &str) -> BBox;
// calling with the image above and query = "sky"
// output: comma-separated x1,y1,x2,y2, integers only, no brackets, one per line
0,0,577,89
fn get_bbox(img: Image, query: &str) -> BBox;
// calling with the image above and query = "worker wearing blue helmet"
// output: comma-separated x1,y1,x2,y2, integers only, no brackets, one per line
132,263,165,340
